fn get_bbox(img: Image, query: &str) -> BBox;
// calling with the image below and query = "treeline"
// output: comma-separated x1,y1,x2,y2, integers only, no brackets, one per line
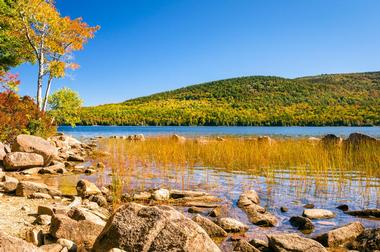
79,72,380,126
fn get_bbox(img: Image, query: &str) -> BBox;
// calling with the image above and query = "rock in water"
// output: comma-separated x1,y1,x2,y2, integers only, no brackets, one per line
76,179,101,197
303,209,335,219
217,217,249,233
315,222,365,247
237,190,278,227
267,233,327,252
233,239,260,252
92,203,221,252
3,152,44,171
289,216,314,233
0,230,38,251
192,214,227,237
12,134,58,165
345,208,380,218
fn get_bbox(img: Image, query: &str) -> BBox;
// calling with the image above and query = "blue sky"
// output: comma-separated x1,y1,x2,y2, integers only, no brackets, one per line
14,0,380,106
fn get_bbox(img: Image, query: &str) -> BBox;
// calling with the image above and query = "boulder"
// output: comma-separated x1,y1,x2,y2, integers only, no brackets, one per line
50,214,104,249
3,152,44,171
267,233,327,252
0,175,19,193
237,190,278,227
92,203,221,252
336,204,349,211
28,192,52,199
0,230,38,251
233,239,260,252
249,239,269,251
289,216,314,233
346,133,377,145
257,136,273,145
57,238,77,252
89,194,108,207
12,134,58,165
280,206,289,212
303,209,335,219
192,214,227,237
152,188,170,201
210,207,222,217
345,208,380,218
348,228,379,251
38,243,65,252
76,179,101,197
25,228,43,246
217,217,249,233
16,181,61,197
38,205,68,216
20,167,42,175
127,134,145,141
315,221,365,247
321,134,342,146
67,154,85,162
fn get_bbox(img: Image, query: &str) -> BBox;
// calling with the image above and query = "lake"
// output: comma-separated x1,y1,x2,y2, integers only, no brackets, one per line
59,125,380,138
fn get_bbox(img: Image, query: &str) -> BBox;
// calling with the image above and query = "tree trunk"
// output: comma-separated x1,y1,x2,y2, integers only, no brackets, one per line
42,75,52,112
37,58,44,109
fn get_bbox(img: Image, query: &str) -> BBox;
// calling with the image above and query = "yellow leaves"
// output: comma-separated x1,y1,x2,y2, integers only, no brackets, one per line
48,61,65,78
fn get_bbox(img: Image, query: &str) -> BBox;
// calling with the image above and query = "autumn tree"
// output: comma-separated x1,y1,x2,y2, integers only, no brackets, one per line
0,0,99,111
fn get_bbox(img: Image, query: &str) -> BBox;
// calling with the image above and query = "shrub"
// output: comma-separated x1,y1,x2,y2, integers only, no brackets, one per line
0,91,56,144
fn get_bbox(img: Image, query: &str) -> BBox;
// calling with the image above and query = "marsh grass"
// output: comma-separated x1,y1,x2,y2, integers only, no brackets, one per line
96,136,380,204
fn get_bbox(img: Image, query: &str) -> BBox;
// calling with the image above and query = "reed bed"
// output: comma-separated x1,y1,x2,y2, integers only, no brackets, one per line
96,136,380,203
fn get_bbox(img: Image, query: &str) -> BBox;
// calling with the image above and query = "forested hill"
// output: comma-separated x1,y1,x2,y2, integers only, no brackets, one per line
79,72,380,126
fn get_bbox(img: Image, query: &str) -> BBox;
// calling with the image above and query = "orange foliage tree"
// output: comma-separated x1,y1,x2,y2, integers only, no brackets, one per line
1,0,99,111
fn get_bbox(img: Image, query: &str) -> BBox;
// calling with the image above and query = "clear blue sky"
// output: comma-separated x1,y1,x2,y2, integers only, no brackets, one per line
14,0,380,106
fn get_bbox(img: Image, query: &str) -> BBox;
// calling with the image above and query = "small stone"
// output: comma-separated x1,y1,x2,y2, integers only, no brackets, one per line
76,179,101,197
188,206,210,214
336,204,349,211
25,228,43,246
21,205,30,211
210,207,222,217
96,162,105,168
289,216,314,233
303,209,335,219
303,203,315,209
28,192,52,199
84,168,96,174
1,175,19,193
249,239,269,251
218,217,249,233
57,238,77,252
89,194,108,207
133,191,151,200
280,206,289,212
36,215,52,225
152,188,170,201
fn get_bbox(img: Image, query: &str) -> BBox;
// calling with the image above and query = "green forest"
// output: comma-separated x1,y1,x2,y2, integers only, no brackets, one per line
79,71,380,126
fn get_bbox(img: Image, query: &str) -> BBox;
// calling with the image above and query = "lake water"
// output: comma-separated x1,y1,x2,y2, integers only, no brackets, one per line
59,125,380,138
51,126,380,250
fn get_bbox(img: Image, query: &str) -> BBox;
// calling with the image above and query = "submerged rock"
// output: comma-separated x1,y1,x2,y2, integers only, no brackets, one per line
3,152,44,171
345,208,380,218
192,214,227,237
315,221,364,247
302,209,335,219
267,233,327,252
92,203,221,252
170,189,209,199
337,204,349,211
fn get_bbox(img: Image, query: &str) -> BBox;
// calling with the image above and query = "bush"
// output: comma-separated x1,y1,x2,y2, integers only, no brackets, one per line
0,91,56,144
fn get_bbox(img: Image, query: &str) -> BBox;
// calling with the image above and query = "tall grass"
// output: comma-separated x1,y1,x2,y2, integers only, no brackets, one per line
96,136,380,203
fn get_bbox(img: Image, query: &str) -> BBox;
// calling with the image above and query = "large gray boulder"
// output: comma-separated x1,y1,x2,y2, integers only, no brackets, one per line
92,203,221,252
12,134,58,165
348,228,380,251
315,222,365,247
267,233,327,252
3,152,44,171
0,230,38,252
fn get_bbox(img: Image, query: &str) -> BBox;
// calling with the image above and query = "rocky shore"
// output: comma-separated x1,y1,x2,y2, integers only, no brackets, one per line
0,133,378,251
